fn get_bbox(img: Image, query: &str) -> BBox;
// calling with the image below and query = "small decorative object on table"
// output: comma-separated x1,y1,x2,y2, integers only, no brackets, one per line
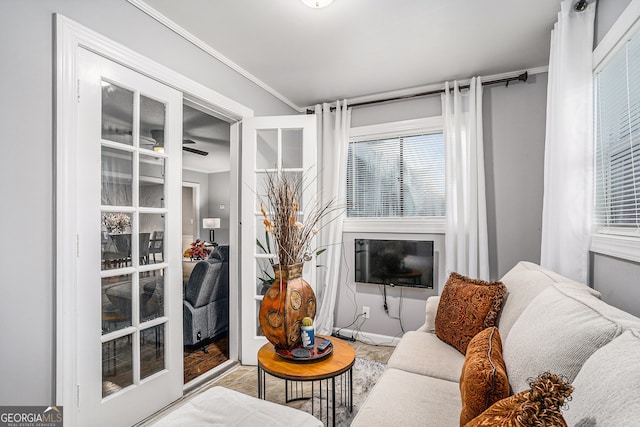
301,316,315,348
257,172,339,352
183,239,211,260
274,335,333,361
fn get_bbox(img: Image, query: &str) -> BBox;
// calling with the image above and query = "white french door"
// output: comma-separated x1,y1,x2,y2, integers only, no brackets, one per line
75,48,183,426
240,115,317,365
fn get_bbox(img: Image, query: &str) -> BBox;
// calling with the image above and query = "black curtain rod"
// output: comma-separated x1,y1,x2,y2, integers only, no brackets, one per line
306,71,529,114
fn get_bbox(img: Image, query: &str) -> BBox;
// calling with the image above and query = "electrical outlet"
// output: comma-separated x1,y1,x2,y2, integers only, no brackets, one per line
362,306,370,319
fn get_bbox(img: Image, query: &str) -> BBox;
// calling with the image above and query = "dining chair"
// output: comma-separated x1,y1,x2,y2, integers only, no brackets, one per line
149,230,164,263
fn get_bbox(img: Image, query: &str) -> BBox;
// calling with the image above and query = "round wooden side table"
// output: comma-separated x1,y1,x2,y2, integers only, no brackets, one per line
257,336,356,426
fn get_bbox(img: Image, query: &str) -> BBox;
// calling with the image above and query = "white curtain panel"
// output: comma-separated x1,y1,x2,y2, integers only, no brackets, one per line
314,100,351,335
442,78,490,280
540,1,595,283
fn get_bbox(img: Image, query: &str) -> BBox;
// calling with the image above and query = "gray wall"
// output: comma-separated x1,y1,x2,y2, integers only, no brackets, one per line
208,171,231,246
336,73,549,337
335,233,445,339
483,73,548,278
589,0,640,317
0,0,294,406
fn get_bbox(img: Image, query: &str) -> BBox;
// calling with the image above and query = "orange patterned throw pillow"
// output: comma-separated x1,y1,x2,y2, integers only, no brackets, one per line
435,272,507,354
459,327,510,426
464,372,574,427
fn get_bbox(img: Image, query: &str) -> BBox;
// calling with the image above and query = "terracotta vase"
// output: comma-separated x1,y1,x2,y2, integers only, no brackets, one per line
259,263,316,350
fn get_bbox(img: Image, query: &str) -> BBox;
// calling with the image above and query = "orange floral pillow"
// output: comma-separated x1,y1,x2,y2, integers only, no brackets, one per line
464,372,573,427
459,327,510,426
435,272,506,354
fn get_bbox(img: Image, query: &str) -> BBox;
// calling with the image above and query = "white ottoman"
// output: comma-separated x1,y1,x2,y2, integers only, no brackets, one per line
151,386,322,427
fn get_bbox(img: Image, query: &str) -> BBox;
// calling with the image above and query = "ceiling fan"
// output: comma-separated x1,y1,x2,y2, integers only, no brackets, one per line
102,128,209,156
149,129,208,156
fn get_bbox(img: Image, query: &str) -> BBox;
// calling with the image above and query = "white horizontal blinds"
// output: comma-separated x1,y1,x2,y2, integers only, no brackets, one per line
347,138,400,217
402,134,445,216
347,132,445,217
595,32,640,231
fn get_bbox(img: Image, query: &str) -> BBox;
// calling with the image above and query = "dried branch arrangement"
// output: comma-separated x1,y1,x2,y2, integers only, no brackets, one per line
259,171,340,266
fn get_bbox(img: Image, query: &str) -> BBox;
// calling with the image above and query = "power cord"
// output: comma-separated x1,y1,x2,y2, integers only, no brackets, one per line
378,284,406,334
332,241,366,341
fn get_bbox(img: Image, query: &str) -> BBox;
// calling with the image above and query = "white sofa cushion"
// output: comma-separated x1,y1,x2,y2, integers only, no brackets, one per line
498,261,601,340
563,329,640,426
387,331,465,382
351,368,461,427
503,284,640,393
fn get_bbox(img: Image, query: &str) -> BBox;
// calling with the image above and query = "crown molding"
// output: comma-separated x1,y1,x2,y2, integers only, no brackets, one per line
127,0,304,112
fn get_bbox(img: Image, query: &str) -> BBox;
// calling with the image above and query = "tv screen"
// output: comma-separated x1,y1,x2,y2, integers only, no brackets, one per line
355,239,434,288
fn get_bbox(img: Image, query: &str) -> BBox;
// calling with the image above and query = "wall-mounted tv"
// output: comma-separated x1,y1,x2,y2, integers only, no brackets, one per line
355,239,434,288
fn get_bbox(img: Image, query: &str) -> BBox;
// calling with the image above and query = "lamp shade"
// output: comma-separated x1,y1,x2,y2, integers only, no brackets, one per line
300,0,334,8
202,218,221,229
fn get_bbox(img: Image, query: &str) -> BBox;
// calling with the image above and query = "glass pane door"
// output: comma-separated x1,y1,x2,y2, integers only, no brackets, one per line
99,80,169,396
76,48,182,426
240,115,317,365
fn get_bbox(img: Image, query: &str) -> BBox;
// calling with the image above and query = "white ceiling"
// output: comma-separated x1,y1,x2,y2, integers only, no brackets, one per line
139,0,563,110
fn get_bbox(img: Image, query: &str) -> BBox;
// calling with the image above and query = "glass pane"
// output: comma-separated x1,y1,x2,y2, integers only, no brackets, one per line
102,334,133,397
140,155,165,208
256,300,264,337
140,213,164,265
256,257,275,296
255,172,270,211
140,324,165,380
256,129,278,169
255,224,275,256
102,274,133,334
255,171,305,212
101,212,133,271
140,95,166,152
282,128,303,168
402,134,446,216
101,147,133,206
140,270,164,322
102,81,133,145
347,138,401,217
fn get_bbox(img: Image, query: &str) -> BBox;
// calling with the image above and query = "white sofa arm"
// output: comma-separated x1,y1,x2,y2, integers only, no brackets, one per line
416,295,440,333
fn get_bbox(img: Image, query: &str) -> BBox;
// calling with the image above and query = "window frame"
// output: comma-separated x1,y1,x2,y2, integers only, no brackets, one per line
344,116,445,234
591,1,640,262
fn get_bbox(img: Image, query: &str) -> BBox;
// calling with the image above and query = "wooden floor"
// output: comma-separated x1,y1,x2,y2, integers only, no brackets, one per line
183,334,229,384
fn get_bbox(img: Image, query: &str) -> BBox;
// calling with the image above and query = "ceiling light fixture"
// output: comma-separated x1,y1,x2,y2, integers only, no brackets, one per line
300,0,334,9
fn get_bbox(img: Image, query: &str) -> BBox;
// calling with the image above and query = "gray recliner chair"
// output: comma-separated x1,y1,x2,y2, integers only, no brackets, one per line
183,247,229,347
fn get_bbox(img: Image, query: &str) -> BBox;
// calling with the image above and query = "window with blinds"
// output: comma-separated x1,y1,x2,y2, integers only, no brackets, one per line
346,132,445,218
594,31,640,233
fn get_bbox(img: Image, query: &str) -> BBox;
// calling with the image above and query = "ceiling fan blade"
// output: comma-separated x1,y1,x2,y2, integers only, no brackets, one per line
182,139,196,144
183,146,208,156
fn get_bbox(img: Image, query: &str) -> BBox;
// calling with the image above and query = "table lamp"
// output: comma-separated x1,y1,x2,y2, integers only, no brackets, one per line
202,218,221,245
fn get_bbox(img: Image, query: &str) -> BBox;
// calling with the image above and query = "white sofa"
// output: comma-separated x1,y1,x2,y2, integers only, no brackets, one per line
352,261,640,426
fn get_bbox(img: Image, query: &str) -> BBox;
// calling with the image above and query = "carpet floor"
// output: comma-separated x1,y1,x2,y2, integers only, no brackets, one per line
141,340,394,426
203,340,394,426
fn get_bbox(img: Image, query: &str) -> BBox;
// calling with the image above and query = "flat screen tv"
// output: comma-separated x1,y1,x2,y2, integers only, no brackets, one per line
355,239,434,288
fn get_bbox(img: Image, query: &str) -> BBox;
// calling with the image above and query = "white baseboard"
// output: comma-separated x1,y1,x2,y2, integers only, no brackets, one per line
331,327,402,347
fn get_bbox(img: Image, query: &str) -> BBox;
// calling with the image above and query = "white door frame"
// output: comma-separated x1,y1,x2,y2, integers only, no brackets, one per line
182,181,201,243
55,14,252,426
